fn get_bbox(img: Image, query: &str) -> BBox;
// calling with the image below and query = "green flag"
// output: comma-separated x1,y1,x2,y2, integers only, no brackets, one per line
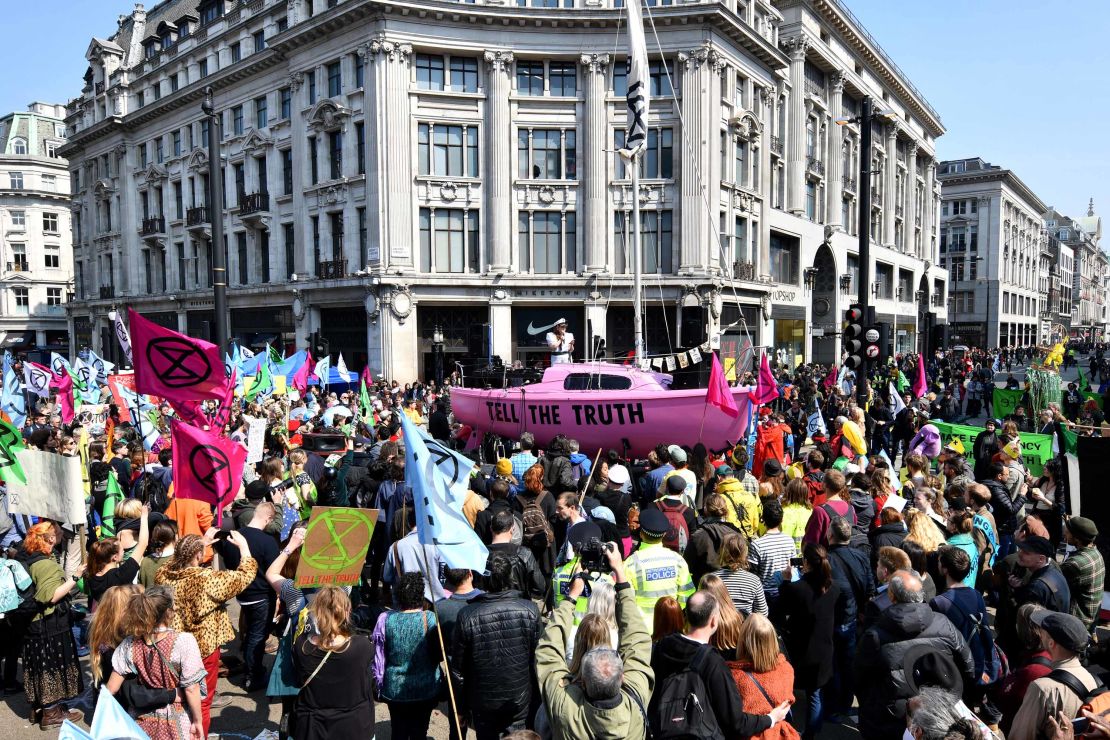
268,343,283,365
992,387,1025,418
932,421,1054,476
0,419,26,485
895,370,909,394
101,470,124,538
359,380,374,428
245,361,272,402
1078,368,1090,393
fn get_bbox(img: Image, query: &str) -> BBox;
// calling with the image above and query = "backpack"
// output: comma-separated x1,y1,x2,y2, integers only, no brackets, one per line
521,491,554,549
134,473,170,514
1047,669,1110,721
1,555,44,629
650,644,721,739
658,499,691,554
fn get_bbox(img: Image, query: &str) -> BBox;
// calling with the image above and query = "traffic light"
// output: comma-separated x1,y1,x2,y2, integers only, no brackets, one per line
843,305,865,369
864,324,883,363
309,331,330,359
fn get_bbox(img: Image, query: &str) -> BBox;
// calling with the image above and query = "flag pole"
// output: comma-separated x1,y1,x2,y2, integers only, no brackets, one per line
417,546,464,740
576,448,604,509
632,152,644,368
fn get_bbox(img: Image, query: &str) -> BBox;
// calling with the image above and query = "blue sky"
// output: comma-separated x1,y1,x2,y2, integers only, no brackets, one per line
1,0,1106,223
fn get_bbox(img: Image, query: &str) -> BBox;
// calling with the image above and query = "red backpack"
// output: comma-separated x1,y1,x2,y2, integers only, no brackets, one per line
657,499,691,553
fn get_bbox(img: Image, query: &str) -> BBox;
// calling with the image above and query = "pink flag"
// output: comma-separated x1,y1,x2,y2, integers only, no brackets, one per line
49,371,75,424
752,352,780,405
912,354,928,399
706,352,739,418
171,419,247,515
292,352,313,393
823,366,838,390
172,373,236,432
129,309,230,404
361,365,373,387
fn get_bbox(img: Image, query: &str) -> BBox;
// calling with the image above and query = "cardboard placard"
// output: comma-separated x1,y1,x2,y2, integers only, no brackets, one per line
294,507,378,588
7,449,87,525
244,415,266,464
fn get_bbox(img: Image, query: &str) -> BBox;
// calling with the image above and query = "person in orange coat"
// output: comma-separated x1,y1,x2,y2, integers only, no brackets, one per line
728,613,799,739
164,487,215,563
752,409,790,482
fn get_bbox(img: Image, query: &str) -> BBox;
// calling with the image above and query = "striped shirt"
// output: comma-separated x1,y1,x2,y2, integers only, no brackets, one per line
714,567,769,616
749,531,796,598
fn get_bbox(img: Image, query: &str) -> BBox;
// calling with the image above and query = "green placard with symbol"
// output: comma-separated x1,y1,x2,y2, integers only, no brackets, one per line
295,507,378,588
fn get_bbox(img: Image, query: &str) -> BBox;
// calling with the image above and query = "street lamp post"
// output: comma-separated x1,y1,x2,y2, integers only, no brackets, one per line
202,87,229,352
432,325,445,387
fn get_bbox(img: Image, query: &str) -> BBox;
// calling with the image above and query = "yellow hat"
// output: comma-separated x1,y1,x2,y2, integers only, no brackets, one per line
1002,440,1021,460
944,437,965,455
496,458,513,476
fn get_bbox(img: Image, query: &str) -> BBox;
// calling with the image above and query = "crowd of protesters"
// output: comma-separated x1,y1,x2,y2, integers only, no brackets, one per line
0,342,1107,740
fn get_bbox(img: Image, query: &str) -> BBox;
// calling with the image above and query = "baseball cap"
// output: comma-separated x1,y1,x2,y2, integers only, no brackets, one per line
666,475,687,495
638,508,671,539
667,445,688,464
1066,516,1099,542
716,464,734,477
590,506,616,525
1017,535,1054,559
607,464,630,486
1030,610,1090,653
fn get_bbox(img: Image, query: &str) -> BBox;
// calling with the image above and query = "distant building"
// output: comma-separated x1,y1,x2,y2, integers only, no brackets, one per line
62,0,947,378
1048,201,1104,341
937,157,1046,349
0,102,72,356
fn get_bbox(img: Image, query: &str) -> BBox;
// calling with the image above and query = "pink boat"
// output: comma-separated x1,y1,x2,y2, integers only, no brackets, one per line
450,362,752,458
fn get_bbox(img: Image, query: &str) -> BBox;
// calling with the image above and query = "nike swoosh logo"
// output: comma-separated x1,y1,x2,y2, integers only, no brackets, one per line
527,320,564,336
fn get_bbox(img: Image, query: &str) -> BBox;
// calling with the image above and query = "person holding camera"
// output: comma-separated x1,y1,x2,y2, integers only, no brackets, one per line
536,539,653,739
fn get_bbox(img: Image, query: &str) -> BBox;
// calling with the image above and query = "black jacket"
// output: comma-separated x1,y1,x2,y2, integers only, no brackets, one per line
868,522,908,566
776,576,840,690
450,590,542,718
650,634,771,738
474,498,515,546
485,543,546,600
685,519,743,583
855,602,975,739
827,543,874,627
1015,561,1071,614
978,478,1023,535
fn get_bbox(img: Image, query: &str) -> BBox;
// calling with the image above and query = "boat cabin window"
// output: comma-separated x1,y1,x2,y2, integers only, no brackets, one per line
562,373,632,391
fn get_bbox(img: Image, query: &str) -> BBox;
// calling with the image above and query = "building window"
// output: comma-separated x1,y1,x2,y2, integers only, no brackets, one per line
419,208,480,273
517,128,576,180
356,122,365,175
13,288,28,315
199,59,209,77
327,61,342,97
42,174,56,191
311,216,320,269
11,243,27,270
156,138,165,163
328,132,343,180
614,128,673,179
450,57,478,92
170,73,179,93
549,62,577,96
308,136,318,184
253,30,266,53
354,53,364,88
328,212,343,260
201,118,209,143
516,61,545,95
307,70,317,104
615,210,673,274
47,287,62,306
232,105,244,135
233,163,245,201
237,232,248,284
137,91,145,108
11,138,26,155
172,130,182,156
255,96,268,128
9,172,23,189
283,223,295,278
176,242,186,290
280,87,292,119
259,230,270,283
173,181,183,219
281,148,293,194
11,211,25,228
805,181,817,221
416,54,445,90
43,212,59,233
649,59,675,96
875,262,894,299
518,211,576,273
768,231,799,284
357,207,367,265
200,0,222,25
46,142,60,158
230,41,242,63
417,123,479,177
276,16,288,32
951,199,966,216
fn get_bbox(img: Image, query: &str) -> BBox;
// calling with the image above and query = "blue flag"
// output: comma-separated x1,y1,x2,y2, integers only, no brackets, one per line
399,411,488,572
85,349,114,385
991,354,1000,374
744,403,757,471
806,398,827,439
273,349,307,380
1,353,25,429
88,685,149,739
116,384,160,451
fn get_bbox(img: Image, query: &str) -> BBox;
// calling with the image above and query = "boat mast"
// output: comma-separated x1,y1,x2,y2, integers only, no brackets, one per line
632,151,644,368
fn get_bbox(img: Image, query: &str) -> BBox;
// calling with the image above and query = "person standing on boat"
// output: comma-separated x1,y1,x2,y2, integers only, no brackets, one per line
546,319,575,364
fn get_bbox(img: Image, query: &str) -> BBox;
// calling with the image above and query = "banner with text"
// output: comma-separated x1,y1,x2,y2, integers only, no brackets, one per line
992,387,1025,419
933,421,1053,477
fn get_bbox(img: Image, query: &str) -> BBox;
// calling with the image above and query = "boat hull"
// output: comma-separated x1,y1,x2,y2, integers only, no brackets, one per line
451,385,751,458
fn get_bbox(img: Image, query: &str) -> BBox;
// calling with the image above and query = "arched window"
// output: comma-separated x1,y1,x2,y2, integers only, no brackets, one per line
11,138,26,155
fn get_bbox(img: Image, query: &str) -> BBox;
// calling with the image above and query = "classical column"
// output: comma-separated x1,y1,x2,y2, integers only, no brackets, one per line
368,36,414,269
905,142,918,255
883,123,898,247
781,35,808,216
484,50,514,273
756,85,773,276
678,43,722,274
825,72,845,227
580,53,609,273
925,160,937,261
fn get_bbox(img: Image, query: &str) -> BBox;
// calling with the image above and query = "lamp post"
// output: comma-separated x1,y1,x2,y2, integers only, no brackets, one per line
432,325,445,387
202,87,229,352
915,289,926,354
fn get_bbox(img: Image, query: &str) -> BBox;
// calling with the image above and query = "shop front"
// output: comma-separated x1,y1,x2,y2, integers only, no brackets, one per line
720,304,761,381
513,306,585,367
417,305,490,381
770,305,806,369
316,306,367,373
895,322,917,356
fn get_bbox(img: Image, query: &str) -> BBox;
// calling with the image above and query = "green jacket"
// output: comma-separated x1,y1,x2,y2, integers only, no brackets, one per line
537,584,654,740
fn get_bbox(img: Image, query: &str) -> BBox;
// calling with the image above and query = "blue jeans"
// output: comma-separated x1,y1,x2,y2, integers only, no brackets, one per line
997,533,1015,560
240,599,272,685
805,687,824,740
828,623,857,715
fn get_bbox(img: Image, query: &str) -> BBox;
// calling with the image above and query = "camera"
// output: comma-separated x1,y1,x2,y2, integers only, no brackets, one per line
576,537,614,573
272,478,295,492
789,556,804,567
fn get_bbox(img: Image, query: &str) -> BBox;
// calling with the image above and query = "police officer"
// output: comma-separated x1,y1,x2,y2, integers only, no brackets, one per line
552,522,614,622
624,508,695,622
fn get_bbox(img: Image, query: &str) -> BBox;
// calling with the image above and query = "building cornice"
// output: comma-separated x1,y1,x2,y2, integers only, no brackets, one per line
937,167,1047,215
